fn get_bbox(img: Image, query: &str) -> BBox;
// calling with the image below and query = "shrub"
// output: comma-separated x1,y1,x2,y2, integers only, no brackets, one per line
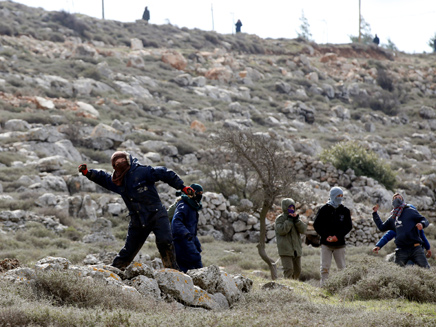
1,196,35,211
377,68,394,92
19,113,54,125
51,11,89,37
324,256,436,302
25,222,56,238
78,147,111,164
0,23,15,36
204,33,220,45
143,39,160,48
320,141,396,190
81,67,103,81
369,91,399,115
0,308,32,327
29,270,150,310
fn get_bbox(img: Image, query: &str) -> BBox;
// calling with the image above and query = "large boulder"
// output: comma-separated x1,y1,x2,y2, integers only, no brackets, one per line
130,275,161,298
187,265,243,305
205,67,232,83
76,101,100,118
4,119,31,131
113,81,153,99
161,50,187,70
140,140,178,156
37,156,64,172
155,269,195,304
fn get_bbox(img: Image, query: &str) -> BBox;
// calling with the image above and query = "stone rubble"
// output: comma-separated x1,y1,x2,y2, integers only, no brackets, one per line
1,256,253,310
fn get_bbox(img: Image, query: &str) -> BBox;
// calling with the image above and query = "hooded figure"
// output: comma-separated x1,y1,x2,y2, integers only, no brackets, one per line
142,6,150,22
235,19,242,33
111,151,130,186
313,187,352,286
275,198,307,279
78,152,194,271
171,183,204,272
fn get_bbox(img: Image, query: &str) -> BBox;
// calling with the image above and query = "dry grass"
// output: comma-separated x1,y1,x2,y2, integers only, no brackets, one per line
0,221,435,326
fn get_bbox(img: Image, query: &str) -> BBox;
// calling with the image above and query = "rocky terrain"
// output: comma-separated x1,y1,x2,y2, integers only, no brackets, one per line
1,0,436,254
3,256,253,310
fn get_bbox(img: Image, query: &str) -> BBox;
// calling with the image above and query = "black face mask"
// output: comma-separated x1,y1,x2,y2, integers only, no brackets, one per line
195,194,203,202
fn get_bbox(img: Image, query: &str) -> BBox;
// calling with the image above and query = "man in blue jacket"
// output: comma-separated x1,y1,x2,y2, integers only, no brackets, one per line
171,183,204,272
372,193,430,268
78,151,194,270
373,205,432,261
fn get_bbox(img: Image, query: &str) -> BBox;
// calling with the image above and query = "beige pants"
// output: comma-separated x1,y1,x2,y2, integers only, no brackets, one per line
280,255,301,280
320,245,346,287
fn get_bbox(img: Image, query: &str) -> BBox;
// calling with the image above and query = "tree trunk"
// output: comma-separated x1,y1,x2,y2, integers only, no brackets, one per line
257,201,278,280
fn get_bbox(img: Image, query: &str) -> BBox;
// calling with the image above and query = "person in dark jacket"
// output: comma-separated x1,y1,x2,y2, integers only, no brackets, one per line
373,34,380,46
313,186,352,286
142,6,150,22
275,198,307,279
372,193,430,268
78,151,194,271
235,19,242,33
171,183,204,272
373,204,432,260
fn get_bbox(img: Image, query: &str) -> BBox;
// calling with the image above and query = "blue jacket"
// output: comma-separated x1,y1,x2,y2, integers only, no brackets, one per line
372,206,429,248
171,197,202,271
86,155,184,227
376,229,430,250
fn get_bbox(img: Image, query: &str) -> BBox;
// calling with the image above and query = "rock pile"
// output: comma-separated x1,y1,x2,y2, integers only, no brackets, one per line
2,256,252,310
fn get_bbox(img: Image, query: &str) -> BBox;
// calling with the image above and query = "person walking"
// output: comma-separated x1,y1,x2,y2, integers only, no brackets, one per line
171,183,204,272
372,193,430,268
275,198,307,279
313,186,352,287
78,151,194,271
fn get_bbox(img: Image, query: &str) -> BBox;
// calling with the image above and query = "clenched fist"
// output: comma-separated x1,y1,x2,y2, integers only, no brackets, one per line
78,164,88,175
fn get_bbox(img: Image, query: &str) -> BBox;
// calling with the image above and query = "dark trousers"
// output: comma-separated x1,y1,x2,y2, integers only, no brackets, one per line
395,246,430,268
112,207,178,270
280,255,301,280
174,238,202,273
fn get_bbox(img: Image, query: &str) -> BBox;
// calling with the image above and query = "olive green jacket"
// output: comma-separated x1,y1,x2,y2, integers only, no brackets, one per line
167,197,182,223
275,198,307,257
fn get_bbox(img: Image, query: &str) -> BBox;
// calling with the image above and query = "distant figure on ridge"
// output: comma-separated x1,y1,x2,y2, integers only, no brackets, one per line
142,6,150,23
235,19,242,33
373,34,380,46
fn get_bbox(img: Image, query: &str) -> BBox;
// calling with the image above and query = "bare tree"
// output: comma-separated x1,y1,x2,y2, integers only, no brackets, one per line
214,130,294,280
349,16,373,44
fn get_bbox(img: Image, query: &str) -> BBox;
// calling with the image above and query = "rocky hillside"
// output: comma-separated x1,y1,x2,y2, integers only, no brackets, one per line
1,1,436,247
